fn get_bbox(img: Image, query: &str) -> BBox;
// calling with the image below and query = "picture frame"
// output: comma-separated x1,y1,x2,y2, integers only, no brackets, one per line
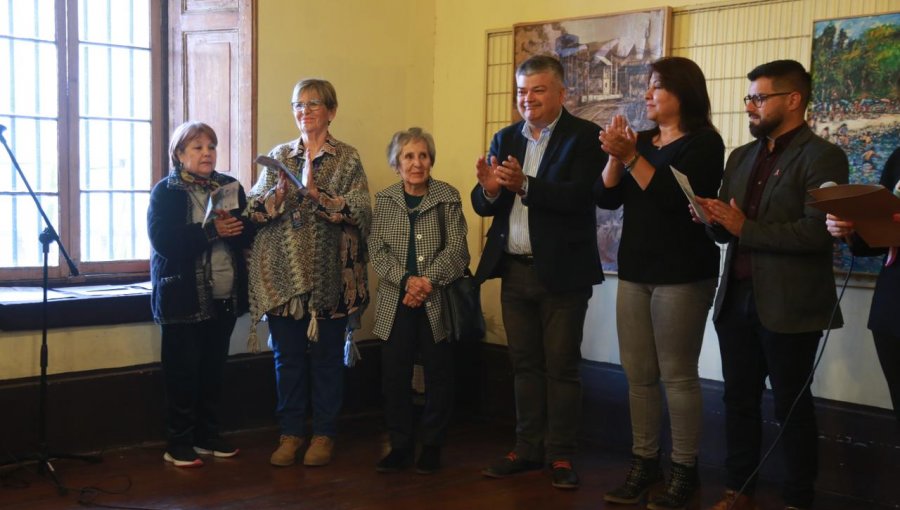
810,11,900,279
513,7,672,273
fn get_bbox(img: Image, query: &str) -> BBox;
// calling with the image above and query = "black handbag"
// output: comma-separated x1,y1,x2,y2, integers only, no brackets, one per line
436,203,486,342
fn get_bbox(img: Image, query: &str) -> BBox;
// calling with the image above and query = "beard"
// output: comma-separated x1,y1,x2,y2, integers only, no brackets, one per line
748,112,783,139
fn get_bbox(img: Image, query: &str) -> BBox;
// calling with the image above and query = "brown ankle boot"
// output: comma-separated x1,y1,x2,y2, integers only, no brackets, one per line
303,435,334,466
269,435,304,467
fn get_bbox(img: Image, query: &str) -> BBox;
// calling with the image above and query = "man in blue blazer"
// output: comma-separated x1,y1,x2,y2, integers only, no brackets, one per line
472,55,606,490
698,60,848,510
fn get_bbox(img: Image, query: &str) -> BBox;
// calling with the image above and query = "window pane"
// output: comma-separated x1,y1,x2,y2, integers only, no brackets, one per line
0,193,59,267
80,118,152,262
80,119,151,190
0,117,58,193
6,39,57,117
78,0,152,264
1,0,54,40
80,44,110,117
81,0,149,47
80,44,150,119
81,190,149,261
80,0,109,44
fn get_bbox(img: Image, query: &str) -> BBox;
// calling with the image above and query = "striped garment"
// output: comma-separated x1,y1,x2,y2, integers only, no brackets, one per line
505,113,561,255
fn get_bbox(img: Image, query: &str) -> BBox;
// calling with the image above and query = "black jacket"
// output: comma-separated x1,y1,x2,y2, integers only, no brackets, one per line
471,109,606,292
148,171,254,323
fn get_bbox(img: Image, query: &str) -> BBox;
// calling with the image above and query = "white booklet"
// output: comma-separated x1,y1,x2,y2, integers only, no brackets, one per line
203,181,240,226
670,165,711,226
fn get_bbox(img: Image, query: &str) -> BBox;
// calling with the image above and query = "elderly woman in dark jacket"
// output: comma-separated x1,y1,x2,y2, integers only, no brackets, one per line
148,121,253,468
369,127,470,474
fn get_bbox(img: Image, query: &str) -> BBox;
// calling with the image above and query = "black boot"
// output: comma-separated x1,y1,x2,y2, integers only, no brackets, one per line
376,448,412,473
415,445,441,474
603,454,663,504
647,460,700,510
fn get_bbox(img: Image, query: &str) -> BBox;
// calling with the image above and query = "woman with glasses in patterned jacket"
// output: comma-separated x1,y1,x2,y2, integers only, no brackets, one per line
245,78,371,469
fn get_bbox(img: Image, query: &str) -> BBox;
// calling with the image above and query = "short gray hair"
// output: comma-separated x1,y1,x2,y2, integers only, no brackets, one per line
515,55,565,85
386,127,436,169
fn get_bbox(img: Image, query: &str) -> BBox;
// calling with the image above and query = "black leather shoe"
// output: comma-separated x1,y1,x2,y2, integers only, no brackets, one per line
551,460,580,490
481,452,542,478
415,446,441,474
376,448,411,473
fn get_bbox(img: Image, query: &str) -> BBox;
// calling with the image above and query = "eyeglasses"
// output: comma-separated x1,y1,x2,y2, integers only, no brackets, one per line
291,100,324,112
743,92,792,108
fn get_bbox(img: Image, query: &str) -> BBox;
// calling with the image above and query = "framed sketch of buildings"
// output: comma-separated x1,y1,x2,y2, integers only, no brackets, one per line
810,11,900,277
513,8,672,272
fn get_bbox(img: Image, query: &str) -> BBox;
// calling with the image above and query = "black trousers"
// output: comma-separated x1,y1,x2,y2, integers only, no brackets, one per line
160,300,236,448
715,279,822,509
872,330,900,423
382,303,453,450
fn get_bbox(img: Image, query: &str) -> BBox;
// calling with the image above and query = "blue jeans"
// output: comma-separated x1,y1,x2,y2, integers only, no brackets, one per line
268,315,348,437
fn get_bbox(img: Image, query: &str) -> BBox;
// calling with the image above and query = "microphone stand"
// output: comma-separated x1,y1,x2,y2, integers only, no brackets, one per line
0,124,101,495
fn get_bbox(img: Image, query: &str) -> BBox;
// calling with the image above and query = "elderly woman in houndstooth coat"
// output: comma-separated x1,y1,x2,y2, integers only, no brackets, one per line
369,127,470,475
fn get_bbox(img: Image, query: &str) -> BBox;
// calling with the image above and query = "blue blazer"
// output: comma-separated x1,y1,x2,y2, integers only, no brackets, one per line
471,108,606,293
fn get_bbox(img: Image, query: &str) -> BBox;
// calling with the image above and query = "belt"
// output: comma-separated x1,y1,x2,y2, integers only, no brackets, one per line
506,253,535,265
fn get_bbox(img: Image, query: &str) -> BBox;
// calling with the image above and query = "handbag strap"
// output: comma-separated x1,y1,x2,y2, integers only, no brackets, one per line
436,201,447,253
435,201,473,278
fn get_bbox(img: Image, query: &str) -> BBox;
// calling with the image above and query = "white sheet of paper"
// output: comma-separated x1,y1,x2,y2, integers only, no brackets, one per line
670,165,711,226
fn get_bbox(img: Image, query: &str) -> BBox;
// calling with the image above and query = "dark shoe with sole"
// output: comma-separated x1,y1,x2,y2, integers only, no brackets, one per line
193,437,239,458
647,459,699,510
376,448,412,473
550,460,580,490
415,446,441,474
163,444,203,468
603,454,663,504
481,451,542,478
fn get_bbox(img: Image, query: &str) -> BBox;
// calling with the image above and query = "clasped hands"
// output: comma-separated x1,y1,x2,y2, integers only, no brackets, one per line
213,210,244,238
403,276,432,308
273,149,320,208
690,197,746,237
599,114,638,164
475,154,526,198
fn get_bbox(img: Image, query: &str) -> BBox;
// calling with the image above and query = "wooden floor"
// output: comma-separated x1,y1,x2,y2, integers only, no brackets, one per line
0,416,891,510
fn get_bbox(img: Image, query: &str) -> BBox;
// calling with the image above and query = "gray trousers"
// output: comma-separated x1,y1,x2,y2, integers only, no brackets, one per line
616,278,716,465
500,255,592,462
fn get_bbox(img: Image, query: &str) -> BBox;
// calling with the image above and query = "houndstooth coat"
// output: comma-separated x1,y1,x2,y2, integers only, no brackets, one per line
369,179,469,342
